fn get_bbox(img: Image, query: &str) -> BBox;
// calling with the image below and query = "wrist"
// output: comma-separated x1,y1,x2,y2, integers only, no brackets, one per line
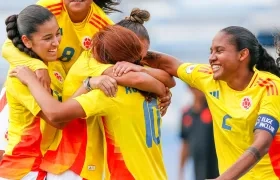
83,76,93,91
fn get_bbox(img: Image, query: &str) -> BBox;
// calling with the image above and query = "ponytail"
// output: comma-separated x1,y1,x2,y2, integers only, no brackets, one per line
5,15,40,59
256,44,280,77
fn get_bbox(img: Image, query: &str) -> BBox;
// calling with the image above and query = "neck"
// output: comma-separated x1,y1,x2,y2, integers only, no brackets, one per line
226,70,254,91
68,8,90,23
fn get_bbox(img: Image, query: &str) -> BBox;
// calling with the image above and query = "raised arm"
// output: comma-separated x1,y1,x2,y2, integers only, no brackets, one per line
143,51,184,77
112,61,176,88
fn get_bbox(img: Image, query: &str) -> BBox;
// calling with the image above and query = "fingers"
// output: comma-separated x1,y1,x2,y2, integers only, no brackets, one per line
99,77,118,97
117,66,129,76
99,83,111,97
160,107,168,117
113,65,121,76
102,80,117,97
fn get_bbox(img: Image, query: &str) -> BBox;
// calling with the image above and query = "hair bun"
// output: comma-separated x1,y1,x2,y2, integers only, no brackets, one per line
129,8,150,25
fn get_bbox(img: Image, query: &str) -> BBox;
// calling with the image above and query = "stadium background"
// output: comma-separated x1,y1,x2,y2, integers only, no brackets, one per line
0,0,280,179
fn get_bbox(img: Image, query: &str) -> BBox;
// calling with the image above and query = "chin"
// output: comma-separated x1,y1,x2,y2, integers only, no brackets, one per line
212,73,221,80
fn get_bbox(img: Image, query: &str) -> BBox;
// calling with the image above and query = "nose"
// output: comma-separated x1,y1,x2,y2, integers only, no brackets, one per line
209,52,217,64
52,37,60,47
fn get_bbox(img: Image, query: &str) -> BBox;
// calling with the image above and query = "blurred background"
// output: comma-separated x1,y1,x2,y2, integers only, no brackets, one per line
1,0,280,179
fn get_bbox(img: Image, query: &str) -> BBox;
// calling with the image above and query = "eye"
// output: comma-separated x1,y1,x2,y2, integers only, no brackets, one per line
44,36,52,40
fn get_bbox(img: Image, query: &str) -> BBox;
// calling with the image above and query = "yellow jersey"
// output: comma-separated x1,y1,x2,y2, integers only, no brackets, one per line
177,63,280,180
0,61,65,179
1,0,113,73
74,87,167,180
41,51,112,179
37,0,114,72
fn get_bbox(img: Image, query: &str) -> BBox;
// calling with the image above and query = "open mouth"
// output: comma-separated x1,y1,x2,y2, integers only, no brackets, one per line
211,65,221,72
48,48,57,54
70,0,84,2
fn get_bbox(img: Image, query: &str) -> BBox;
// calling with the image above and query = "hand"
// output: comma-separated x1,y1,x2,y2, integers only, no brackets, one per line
158,87,172,116
35,69,51,93
9,66,37,85
90,75,117,97
113,61,142,77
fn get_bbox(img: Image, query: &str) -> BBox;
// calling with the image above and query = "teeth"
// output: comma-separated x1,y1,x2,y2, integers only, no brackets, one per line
212,65,220,71
49,48,57,52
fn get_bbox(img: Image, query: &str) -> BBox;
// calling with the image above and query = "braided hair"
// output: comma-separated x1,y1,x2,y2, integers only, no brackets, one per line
5,5,54,59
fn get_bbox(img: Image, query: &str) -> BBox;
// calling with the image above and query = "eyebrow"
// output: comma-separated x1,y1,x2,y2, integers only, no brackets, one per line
42,28,60,38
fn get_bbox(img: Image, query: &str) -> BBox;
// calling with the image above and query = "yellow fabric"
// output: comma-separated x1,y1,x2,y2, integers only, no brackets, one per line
55,50,112,179
0,61,65,179
74,87,167,180
37,0,114,73
177,63,280,179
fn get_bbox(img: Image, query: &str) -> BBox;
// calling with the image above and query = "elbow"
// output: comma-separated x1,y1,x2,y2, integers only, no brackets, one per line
47,110,64,124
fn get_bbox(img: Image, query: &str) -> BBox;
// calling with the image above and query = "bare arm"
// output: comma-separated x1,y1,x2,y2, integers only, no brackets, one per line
10,67,86,124
217,129,273,180
143,51,184,77
112,62,176,88
140,66,176,88
103,67,166,97
28,77,85,123
71,76,117,98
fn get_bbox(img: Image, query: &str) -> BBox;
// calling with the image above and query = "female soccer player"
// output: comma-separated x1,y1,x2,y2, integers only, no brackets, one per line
40,8,171,180
0,5,117,179
10,24,168,180
114,26,280,179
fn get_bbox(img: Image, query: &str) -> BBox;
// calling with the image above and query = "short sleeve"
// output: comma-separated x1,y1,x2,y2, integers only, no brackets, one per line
6,78,41,116
74,90,115,118
2,39,47,71
177,63,213,92
255,95,280,137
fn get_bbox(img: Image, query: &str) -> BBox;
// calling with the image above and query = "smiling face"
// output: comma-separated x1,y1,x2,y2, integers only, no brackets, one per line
22,17,61,62
63,0,92,14
209,31,242,81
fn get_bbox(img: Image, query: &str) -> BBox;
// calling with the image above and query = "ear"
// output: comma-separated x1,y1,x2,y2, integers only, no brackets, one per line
239,48,250,62
21,35,32,48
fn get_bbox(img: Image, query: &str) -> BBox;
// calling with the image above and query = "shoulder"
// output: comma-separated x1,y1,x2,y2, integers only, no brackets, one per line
88,2,114,27
178,63,213,77
36,0,63,16
253,70,280,96
6,76,29,98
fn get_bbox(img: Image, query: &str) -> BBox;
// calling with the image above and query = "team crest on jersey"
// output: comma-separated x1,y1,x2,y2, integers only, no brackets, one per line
53,71,64,83
186,64,197,74
241,96,252,110
82,36,92,50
